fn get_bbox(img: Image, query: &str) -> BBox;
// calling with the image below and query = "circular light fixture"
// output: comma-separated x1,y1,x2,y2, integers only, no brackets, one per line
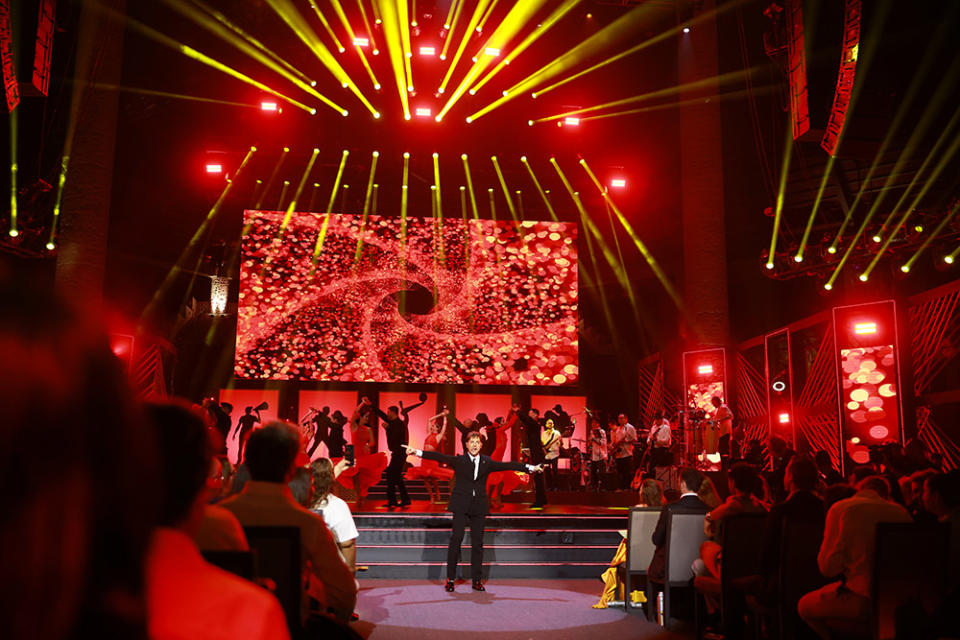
772,381,786,392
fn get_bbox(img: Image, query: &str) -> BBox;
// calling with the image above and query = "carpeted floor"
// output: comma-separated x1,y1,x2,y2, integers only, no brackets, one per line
349,579,688,640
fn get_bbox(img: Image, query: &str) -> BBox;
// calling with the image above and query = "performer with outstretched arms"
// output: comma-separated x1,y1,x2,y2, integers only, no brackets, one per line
404,432,543,592
376,393,427,509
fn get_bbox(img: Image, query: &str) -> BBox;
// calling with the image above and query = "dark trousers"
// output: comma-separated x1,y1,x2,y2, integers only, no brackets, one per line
307,435,324,458
616,456,634,490
544,458,559,490
590,460,604,489
448,511,486,581
386,451,409,505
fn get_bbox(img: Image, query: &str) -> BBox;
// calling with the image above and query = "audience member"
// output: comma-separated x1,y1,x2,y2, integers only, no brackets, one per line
798,475,912,639
219,421,358,622
144,401,288,639
909,468,939,522
768,436,796,502
289,466,313,507
0,280,158,640
208,456,235,503
822,484,856,510
638,478,665,508
814,450,843,486
310,458,359,574
647,468,711,583
924,470,960,589
230,463,251,495
698,474,723,509
759,455,825,591
695,463,768,580
196,456,248,551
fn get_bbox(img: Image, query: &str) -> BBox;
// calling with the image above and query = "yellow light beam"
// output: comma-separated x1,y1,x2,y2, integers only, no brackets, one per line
86,82,262,108
262,0,378,116
399,0,414,92
411,0,417,26
264,148,322,272
466,2,662,122
188,0,317,86
475,0,500,35
437,0,492,95
439,0,466,61
143,147,256,318
432,152,443,219
858,127,960,280
101,5,320,114
531,0,746,100
355,0,379,53
326,150,350,212
468,0,581,97
570,85,777,123
461,154,479,219
521,156,558,221
255,147,290,209
767,121,795,269
285,148,320,216
375,0,410,119
277,180,291,210
490,156,518,221
439,0,551,120
902,201,960,272
328,0,382,91
401,152,410,239
363,151,380,216
578,158,686,312
515,190,524,219
47,155,69,248
306,182,320,212
308,3,346,53
443,0,461,30
487,188,497,221
8,108,17,238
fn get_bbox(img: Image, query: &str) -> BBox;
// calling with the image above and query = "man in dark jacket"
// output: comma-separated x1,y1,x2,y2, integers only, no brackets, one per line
405,432,542,592
648,468,711,582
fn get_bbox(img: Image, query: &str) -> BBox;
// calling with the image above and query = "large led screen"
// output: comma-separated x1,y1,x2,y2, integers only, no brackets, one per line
235,211,579,385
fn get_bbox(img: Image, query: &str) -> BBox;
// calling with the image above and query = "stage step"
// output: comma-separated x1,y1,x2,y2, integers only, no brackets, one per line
354,509,626,580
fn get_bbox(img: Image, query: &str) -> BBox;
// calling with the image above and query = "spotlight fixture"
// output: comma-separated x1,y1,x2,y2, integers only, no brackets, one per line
853,322,877,335
484,47,500,56
778,413,790,424
419,45,436,56
697,364,714,375
563,117,580,126
353,37,369,47
415,107,431,117
610,178,626,188
260,101,278,112
205,163,223,174
683,27,690,33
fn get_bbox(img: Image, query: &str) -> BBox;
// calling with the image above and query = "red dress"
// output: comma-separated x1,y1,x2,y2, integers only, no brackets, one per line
409,433,454,480
487,415,529,494
335,425,388,497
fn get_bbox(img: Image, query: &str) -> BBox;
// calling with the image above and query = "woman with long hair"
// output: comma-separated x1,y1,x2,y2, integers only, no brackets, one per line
336,398,388,505
408,409,454,503
698,474,723,509
310,459,358,573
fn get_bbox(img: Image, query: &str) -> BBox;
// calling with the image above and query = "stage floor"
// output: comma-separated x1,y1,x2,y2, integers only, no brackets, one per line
349,579,682,640
352,499,636,516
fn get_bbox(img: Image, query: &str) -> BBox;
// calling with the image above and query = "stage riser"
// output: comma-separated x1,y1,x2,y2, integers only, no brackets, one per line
357,529,622,545
359,546,616,563
361,563,610,580
353,515,628,530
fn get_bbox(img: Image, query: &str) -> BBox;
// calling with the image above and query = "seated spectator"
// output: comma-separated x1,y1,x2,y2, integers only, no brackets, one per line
798,475,912,639
695,463,768,580
768,436,796,502
219,421,358,622
822,483,856,510
647,468,711,583
144,401,288,640
759,455,825,592
0,280,158,640
288,466,313,507
909,468,939,522
208,456,235,503
698,474,723,510
196,456,248,551
310,459,358,574
815,450,843,487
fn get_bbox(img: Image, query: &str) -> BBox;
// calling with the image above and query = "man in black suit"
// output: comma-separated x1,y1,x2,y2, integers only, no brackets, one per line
647,468,710,584
405,431,542,592
518,406,548,508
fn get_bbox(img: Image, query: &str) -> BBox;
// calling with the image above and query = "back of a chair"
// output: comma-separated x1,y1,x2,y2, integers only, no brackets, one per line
778,517,826,608
665,512,708,587
872,522,948,640
627,507,661,574
201,550,257,581
719,513,767,586
243,526,302,633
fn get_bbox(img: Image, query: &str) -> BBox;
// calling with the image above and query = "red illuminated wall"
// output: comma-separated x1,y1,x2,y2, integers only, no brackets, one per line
455,392,515,459
833,301,903,470
298,390,359,461
219,389,280,464
235,211,579,385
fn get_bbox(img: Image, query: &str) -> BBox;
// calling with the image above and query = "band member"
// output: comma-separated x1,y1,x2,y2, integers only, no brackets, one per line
231,405,261,464
403,433,542,592
588,419,608,491
705,396,733,456
646,412,673,472
611,414,637,490
518,407,549,508
376,394,427,509
541,419,562,491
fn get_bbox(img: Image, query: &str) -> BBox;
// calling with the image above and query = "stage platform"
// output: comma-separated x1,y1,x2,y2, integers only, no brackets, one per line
353,502,627,580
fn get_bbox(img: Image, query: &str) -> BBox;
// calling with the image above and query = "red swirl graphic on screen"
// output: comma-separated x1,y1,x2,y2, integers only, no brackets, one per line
235,211,579,385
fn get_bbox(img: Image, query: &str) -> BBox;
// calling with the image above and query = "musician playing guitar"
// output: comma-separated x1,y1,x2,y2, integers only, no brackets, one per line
704,396,733,456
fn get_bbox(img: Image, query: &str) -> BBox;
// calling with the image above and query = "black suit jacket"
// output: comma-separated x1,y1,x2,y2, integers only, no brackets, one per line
421,450,528,516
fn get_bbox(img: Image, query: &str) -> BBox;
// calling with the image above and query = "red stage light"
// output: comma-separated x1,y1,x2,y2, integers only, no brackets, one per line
778,412,790,424
353,37,369,47
205,163,223,174
697,364,713,375
853,322,877,335
869,425,889,440
260,101,278,112
419,46,436,56
415,107,431,117
484,47,500,56
610,178,626,188
564,117,580,126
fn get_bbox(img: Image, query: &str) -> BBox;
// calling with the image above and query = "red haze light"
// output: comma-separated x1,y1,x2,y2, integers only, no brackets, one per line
564,117,580,126
697,364,714,375
778,412,790,424
353,37,370,47
610,178,626,188
260,101,278,112
205,163,223,174
419,46,436,56
415,107,432,117
854,322,877,335
484,47,500,56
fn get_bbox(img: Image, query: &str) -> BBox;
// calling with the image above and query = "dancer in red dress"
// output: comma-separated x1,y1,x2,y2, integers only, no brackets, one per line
486,405,526,509
336,398,388,504
409,409,455,503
